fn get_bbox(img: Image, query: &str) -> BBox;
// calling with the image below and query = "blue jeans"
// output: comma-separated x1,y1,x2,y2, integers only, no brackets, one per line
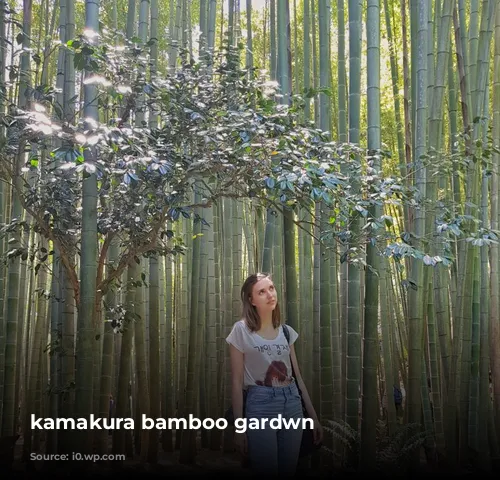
244,381,304,476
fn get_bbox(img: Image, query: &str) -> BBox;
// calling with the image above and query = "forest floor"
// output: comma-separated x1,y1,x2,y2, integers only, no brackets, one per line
5,432,330,479
3,433,499,480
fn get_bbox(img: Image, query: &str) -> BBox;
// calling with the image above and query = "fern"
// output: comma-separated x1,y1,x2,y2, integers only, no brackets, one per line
323,420,359,443
323,419,360,451
322,419,428,474
376,423,428,474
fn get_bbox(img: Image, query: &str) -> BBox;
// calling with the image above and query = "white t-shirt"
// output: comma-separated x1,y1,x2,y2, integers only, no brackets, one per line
226,320,299,388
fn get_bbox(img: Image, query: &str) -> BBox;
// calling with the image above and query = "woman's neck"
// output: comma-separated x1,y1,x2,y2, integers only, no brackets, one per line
258,313,274,330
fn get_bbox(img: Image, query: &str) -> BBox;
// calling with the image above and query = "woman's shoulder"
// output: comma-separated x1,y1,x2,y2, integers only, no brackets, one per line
226,320,250,352
282,323,299,343
283,323,297,334
232,319,249,332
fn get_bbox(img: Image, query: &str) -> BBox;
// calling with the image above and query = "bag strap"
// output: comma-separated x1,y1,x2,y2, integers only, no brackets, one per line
282,323,290,344
282,324,296,379
283,325,310,418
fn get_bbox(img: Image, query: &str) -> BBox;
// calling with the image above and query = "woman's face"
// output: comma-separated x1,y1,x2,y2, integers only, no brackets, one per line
250,277,277,311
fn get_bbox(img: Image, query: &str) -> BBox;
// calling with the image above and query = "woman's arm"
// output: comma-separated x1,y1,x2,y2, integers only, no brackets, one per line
230,344,245,420
229,344,247,454
290,344,323,443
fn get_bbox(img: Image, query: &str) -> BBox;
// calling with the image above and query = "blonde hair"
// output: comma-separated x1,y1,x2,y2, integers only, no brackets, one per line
240,273,281,332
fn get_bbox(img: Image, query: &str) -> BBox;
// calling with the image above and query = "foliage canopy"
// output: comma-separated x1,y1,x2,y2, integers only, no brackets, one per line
1,30,483,305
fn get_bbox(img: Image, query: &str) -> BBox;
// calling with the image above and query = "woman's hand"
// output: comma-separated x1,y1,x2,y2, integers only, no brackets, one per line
313,420,323,445
234,431,248,455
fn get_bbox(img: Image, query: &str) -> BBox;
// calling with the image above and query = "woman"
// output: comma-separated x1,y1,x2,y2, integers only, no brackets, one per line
226,273,323,476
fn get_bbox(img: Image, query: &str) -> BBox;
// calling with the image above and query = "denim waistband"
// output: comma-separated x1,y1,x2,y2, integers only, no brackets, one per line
247,378,298,395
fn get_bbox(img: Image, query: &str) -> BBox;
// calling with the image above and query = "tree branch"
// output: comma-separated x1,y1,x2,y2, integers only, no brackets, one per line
0,168,80,306
98,212,165,294
96,232,115,292
24,206,80,306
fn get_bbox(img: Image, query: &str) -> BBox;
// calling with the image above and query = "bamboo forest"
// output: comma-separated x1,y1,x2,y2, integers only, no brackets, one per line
1,0,500,477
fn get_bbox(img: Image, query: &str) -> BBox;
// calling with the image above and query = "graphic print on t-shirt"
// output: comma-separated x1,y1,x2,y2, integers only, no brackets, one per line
255,360,289,387
225,320,299,388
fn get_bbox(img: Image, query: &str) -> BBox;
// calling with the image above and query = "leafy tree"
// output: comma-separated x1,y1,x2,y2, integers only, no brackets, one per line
0,31,420,315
